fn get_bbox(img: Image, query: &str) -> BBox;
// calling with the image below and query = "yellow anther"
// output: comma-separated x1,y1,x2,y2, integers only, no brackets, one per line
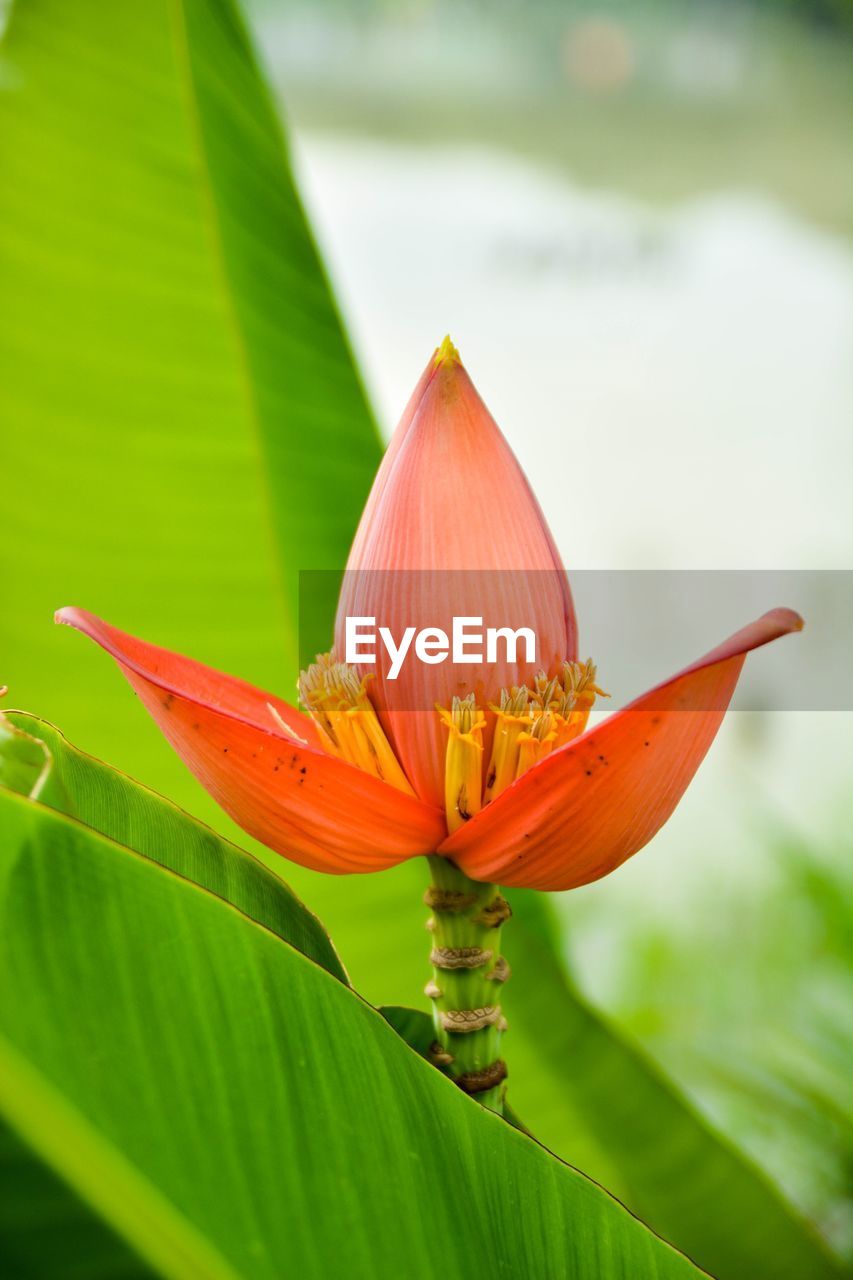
322,661,368,707
515,708,558,781
297,651,339,740
484,686,531,803
437,694,486,833
561,658,607,704
533,670,561,711
553,658,609,746
297,651,414,795
499,685,530,718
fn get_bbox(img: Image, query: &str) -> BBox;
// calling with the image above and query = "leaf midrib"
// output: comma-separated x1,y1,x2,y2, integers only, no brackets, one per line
0,1034,242,1280
167,0,291,640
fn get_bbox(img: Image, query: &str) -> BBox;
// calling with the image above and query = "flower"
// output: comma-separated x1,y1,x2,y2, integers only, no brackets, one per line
57,338,802,891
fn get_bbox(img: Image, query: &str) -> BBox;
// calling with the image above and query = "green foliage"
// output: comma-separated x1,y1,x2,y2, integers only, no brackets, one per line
6,711,845,1280
0,712,347,984
597,817,853,1263
0,0,381,812
0,1114,157,1280
0,721,704,1279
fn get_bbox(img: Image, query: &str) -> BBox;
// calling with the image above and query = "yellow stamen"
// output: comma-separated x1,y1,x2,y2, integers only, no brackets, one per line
437,694,486,833
532,670,560,711
297,652,339,745
484,686,531,802
436,657,606,815
434,334,460,367
515,708,558,781
297,652,414,795
553,658,609,746
561,658,607,704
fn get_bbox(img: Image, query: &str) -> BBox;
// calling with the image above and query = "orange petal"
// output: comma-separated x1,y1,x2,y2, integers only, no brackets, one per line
344,351,434,574
335,341,576,807
440,608,803,890
56,608,445,873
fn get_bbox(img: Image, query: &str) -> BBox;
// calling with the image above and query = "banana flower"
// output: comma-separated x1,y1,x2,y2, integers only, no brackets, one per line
58,338,801,1108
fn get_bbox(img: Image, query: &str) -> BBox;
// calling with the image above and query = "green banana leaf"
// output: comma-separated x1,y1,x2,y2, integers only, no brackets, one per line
0,737,704,1279
0,0,381,814
4,710,845,1279
0,711,346,985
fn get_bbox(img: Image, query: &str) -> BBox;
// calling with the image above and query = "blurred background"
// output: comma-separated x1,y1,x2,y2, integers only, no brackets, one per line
246,0,853,1256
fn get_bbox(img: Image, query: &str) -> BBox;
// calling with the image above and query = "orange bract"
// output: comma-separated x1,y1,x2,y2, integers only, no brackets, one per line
56,608,444,874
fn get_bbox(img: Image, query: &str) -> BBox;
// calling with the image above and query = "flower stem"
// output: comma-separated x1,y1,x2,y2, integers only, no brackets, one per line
424,855,510,1114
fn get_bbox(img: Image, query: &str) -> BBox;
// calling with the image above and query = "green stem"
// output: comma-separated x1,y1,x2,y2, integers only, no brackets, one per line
424,855,510,1114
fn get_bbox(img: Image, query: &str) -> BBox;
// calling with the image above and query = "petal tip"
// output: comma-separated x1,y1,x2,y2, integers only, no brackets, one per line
766,606,805,636
55,605,98,635
54,608,117,655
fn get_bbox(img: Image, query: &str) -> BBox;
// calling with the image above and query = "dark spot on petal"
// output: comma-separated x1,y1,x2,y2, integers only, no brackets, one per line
222,747,228,754
652,716,661,725
299,766,307,775
162,694,174,710
585,769,592,777
644,740,650,747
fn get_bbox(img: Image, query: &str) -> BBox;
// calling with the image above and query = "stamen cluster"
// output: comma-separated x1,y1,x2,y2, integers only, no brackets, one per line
440,659,608,834
297,650,606,836
297,651,414,795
